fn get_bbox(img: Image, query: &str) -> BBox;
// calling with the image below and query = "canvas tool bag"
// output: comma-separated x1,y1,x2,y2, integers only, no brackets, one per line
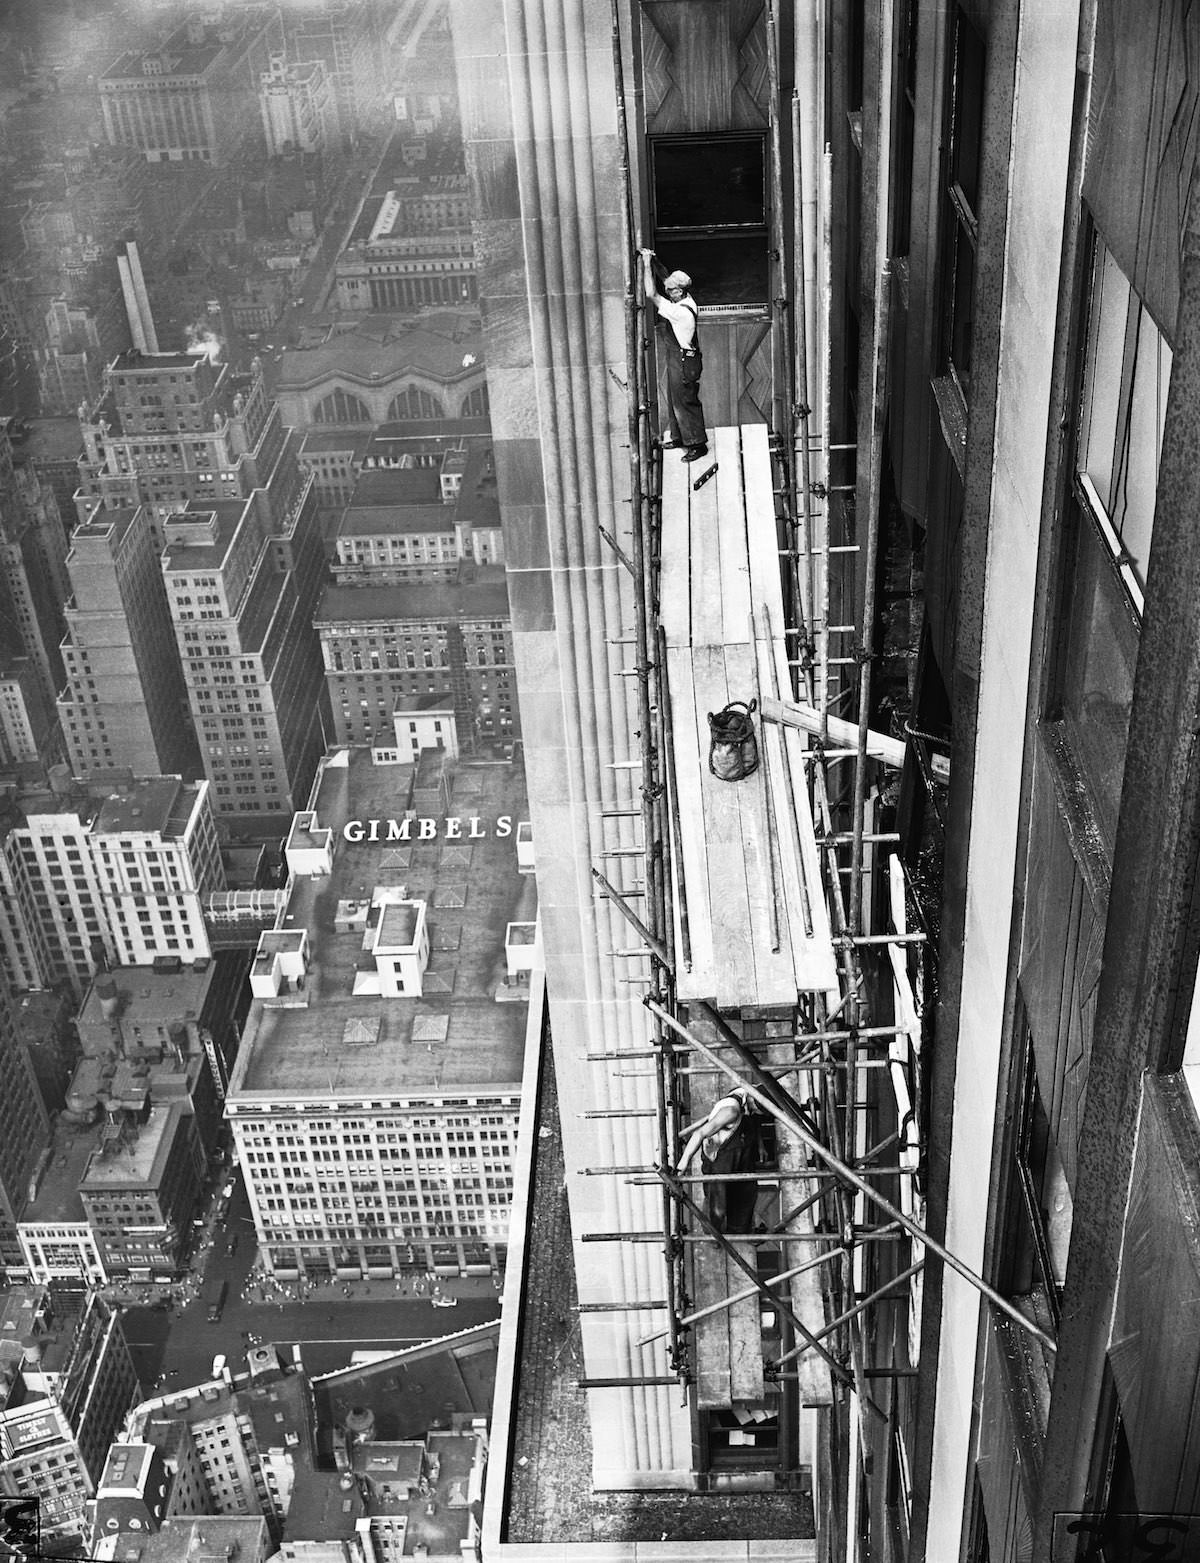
707,698,759,781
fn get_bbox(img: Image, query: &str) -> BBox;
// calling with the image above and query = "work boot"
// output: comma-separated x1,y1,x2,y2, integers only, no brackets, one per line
683,446,709,462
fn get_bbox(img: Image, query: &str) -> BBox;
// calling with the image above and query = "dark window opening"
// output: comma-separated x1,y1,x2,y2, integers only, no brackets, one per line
1045,493,1138,858
893,0,920,255
940,8,985,398
966,1471,991,1563
649,132,769,306
1000,1019,1071,1337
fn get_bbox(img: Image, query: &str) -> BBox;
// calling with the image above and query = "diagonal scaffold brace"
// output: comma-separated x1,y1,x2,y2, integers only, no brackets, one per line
645,997,1058,1353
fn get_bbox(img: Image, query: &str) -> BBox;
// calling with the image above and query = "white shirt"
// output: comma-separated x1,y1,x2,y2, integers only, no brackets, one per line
653,293,698,350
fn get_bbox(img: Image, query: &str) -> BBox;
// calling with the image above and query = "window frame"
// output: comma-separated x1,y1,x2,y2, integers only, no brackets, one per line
939,6,985,403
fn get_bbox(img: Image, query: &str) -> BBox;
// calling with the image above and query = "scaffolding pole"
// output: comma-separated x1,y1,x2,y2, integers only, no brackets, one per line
610,0,684,1382
646,1000,1058,1352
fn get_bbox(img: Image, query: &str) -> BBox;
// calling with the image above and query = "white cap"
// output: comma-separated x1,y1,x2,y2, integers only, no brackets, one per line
663,270,692,290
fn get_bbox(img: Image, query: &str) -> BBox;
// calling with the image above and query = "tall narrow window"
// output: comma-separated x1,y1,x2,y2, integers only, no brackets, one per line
893,0,920,256
1077,238,1172,596
1000,1026,1072,1336
940,9,985,400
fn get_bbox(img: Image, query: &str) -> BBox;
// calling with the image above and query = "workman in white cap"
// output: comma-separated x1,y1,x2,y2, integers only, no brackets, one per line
639,248,709,462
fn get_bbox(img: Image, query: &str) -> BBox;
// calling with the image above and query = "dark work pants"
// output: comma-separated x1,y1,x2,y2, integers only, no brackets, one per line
665,345,707,449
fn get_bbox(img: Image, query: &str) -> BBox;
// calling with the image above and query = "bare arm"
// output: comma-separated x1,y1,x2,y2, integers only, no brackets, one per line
639,248,660,304
675,1096,744,1172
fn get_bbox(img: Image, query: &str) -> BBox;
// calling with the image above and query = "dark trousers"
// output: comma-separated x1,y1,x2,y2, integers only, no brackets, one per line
665,344,707,449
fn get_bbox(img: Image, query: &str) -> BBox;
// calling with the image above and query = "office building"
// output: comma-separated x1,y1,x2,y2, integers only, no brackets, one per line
0,1287,140,1539
313,574,517,751
57,505,200,783
99,8,284,167
0,656,53,767
0,976,51,1279
72,347,329,833
259,54,339,159
40,298,105,416
126,1354,312,1527
225,743,534,1280
0,422,69,714
160,476,327,834
17,962,227,1284
11,986,77,1118
0,775,223,996
330,467,459,584
280,1,386,143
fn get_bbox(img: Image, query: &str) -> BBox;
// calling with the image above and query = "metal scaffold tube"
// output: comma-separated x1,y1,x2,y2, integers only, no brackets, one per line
609,0,685,1382
645,1000,1058,1352
791,89,819,665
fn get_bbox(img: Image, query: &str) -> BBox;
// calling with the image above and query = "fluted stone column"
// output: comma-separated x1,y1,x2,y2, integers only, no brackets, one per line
450,0,695,1487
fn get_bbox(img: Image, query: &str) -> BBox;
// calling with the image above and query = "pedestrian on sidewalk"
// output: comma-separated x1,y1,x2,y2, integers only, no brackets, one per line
639,248,708,463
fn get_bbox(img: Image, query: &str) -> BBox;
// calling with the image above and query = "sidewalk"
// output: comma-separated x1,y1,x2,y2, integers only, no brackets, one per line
237,1267,504,1309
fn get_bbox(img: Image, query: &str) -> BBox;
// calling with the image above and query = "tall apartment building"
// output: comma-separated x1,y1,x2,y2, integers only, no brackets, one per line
98,8,284,167
73,350,329,832
75,351,285,534
0,656,53,766
259,54,339,159
314,574,517,750
225,744,533,1281
57,505,200,783
160,476,327,834
0,1287,140,1539
0,422,69,715
0,775,224,996
0,976,51,1279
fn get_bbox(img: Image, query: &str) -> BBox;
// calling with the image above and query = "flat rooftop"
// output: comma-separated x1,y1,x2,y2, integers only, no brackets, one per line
70,505,141,547
80,1101,182,1190
77,964,213,1030
108,350,202,371
336,503,452,537
19,416,83,462
94,776,195,838
313,1324,499,1438
301,430,369,454
315,571,511,627
23,1120,97,1224
347,467,442,508
228,749,531,1099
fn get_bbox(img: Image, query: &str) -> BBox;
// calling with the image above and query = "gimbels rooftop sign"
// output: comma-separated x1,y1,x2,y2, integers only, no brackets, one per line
343,815,514,843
